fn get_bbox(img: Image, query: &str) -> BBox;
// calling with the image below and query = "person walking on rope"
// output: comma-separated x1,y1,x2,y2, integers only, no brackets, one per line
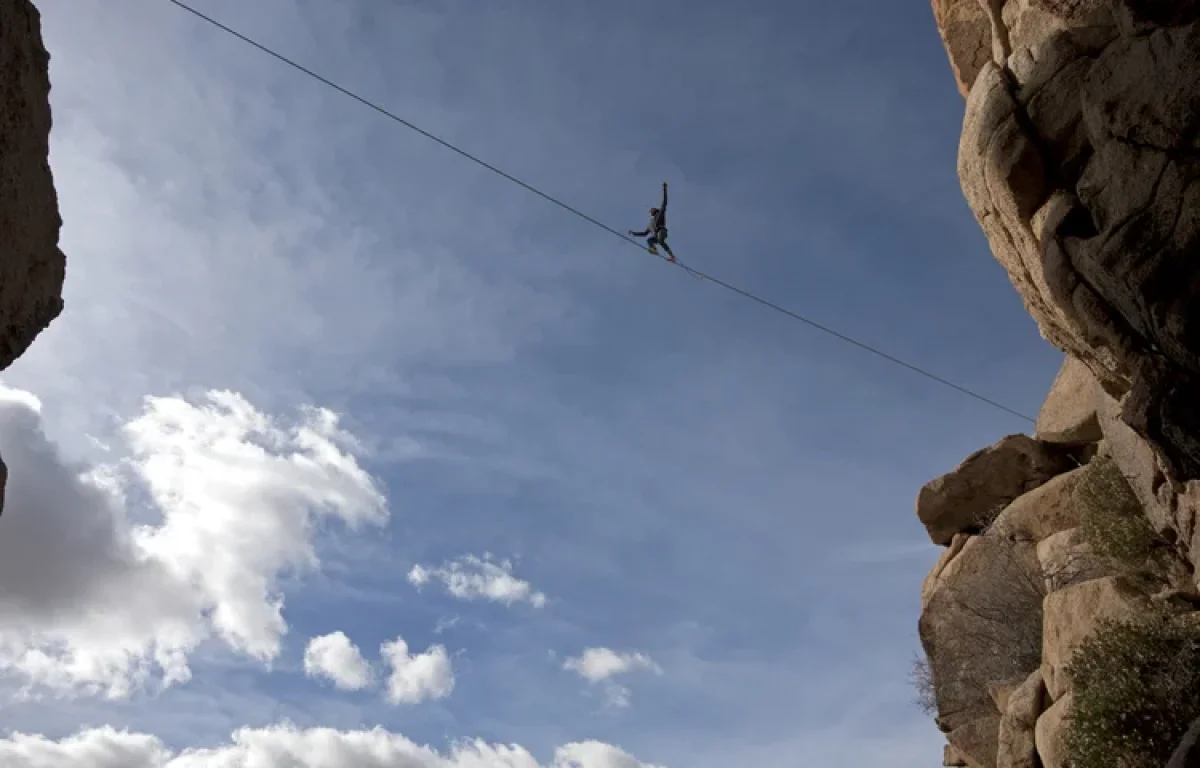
629,182,676,262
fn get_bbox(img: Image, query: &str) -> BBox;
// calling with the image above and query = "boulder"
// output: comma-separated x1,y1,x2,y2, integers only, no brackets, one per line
0,0,66,372
997,669,1045,768
1035,356,1102,445
1041,575,1151,700
917,435,1075,545
987,679,1023,715
1095,374,1173,533
1034,692,1072,768
944,743,969,766
1036,527,1109,593
947,715,1001,768
931,0,993,97
921,535,1045,731
990,465,1086,542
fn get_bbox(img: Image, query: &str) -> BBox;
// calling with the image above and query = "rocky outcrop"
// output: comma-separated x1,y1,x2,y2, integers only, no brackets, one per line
920,532,1045,738
1035,356,1103,445
939,0,1200,491
0,0,66,517
915,353,1198,763
948,715,1002,768
1034,692,1072,768
917,435,1075,545
996,669,1044,768
919,1,1200,765
1,0,65,371
932,0,994,97
1040,574,1151,700
990,465,1086,541
1036,526,1107,591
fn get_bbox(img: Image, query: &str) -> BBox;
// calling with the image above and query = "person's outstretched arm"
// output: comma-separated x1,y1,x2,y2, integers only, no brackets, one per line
660,182,668,212
629,228,648,237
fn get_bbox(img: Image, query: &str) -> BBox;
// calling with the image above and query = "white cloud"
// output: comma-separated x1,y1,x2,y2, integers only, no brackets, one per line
0,384,386,698
380,636,455,705
554,741,665,768
407,554,547,608
563,648,662,709
563,648,661,684
302,632,372,691
0,723,664,767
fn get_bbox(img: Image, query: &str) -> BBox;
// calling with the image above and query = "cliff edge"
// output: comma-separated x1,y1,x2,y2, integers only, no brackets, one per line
918,2,1200,766
0,0,67,515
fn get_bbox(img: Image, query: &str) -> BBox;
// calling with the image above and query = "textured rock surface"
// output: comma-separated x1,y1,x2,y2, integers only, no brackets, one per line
1035,356,1103,445
1,0,65,372
1,0,67,519
945,744,969,767
921,535,1045,732
1036,526,1109,592
917,435,1075,545
1034,692,1072,768
990,465,1086,542
1041,575,1150,700
923,533,971,606
938,0,1200,490
947,715,1002,768
996,669,1045,768
931,0,993,97
922,2,1200,764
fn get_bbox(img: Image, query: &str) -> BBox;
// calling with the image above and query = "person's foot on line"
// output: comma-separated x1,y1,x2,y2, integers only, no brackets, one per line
647,246,659,255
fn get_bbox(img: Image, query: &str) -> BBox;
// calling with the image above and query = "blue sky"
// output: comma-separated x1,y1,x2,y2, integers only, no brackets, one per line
0,0,1064,765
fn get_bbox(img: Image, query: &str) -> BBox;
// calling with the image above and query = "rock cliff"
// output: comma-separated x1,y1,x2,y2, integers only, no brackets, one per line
0,0,66,515
920,1,1200,766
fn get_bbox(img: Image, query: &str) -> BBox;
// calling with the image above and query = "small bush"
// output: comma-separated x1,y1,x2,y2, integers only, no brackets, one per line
910,652,937,717
1065,612,1200,768
1077,455,1159,567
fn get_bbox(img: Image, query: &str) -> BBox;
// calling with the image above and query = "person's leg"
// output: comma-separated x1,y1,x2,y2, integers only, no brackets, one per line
658,237,675,261
645,236,659,254
656,232,676,261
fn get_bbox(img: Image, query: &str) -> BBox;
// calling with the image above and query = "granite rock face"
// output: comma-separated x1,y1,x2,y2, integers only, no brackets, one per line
919,2,1200,764
939,0,1200,485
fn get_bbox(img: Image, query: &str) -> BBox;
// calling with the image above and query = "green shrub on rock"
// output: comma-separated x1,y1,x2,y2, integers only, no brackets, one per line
1065,612,1200,768
1076,455,1157,567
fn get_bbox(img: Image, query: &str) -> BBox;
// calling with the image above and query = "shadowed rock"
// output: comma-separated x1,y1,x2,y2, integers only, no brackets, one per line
1,0,67,517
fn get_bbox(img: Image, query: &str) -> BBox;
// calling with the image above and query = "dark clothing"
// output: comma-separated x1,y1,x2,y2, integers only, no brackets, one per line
630,186,674,259
630,186,668,238
646,229,674,258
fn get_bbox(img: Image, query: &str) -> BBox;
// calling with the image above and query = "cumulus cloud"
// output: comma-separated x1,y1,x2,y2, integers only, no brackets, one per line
563,648,662,709
0,723,664,767
381,636,455,705
0,385,386,698
302,632,372,691
408,554,547,608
